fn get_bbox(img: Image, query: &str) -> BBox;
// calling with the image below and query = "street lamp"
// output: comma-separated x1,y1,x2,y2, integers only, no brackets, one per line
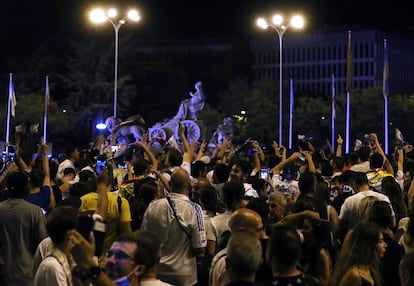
257,14,304,147
90,8,140,119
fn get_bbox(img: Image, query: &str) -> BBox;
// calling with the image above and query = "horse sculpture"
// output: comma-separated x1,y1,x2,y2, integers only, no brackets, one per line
105,115,146,144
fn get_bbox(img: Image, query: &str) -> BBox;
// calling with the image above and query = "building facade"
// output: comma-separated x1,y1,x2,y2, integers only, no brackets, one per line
250,27,414,97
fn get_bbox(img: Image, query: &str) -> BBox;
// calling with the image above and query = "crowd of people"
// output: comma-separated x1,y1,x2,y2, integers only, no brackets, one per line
2,123,414,286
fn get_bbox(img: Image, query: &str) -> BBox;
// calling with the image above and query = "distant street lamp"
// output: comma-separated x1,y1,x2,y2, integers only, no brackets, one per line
257,14,304,147
90,8,140,119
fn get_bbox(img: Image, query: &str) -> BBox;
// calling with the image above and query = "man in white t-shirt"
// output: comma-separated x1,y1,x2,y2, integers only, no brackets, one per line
338,171,396,240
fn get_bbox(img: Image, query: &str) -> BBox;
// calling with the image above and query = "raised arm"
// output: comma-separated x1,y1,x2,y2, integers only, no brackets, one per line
178,122,193,165
215,138,232,160
371,132,393,174
196,141,207,161
39,143,55,209
303,150,316,173
135,140,158,172
273,151,301,174
336,134,343,157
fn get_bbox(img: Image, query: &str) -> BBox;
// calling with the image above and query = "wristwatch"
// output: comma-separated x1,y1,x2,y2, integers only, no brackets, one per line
80,266,101,280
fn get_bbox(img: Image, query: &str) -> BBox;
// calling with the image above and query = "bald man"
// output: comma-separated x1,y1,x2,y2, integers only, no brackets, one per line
141,168,206,286
209,208,271,286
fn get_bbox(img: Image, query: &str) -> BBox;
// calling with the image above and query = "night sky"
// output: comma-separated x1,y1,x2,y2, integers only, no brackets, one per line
0,0,412,54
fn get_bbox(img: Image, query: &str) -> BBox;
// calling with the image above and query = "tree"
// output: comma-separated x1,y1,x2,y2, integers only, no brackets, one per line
216,77,277,144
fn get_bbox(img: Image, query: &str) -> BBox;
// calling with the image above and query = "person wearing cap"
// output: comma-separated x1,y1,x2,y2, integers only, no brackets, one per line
0,171,48,285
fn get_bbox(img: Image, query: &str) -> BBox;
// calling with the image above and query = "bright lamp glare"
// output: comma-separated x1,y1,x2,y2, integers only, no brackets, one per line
272,15,283,25
128,10,140,21
291,15,304,28
107,8,117,18
96,123,107,130
90,9,107,23
256,18,268,29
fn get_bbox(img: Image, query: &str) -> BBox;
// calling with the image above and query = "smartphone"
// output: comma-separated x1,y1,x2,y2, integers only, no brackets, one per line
111,145,120,152
96,154,107,175
76,214,94,239
117,162,128,169
260,168,269,180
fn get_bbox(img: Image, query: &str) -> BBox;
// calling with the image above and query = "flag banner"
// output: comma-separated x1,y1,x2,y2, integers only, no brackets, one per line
383,40,389,97
9,74,16,117
346,31,352,93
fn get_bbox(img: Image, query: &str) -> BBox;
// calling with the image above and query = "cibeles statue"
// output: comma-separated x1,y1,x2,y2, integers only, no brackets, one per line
173,81,205,121
147,81,206,143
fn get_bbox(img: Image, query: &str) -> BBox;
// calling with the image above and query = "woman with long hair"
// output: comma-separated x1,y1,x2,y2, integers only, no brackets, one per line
329,223,387,286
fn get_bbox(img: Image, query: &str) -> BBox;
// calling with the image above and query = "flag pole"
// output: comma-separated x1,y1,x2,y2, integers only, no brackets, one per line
43,76,49,144
288,78,294,149
331,74,335,149
383,39,389,155
345,31,352,154
5,73,13,154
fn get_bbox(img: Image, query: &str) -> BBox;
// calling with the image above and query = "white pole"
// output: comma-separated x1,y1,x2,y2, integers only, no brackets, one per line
289,78,294,149
278,31,284,147
345,91,350,153
43,76,49,143
383,39,389,155
331,74,335,149
113,25,120,119
5,74,12,150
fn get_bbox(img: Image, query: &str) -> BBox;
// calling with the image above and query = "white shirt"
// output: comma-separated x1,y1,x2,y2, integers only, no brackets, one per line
34,248,72,286
141,193,206,286
141,279,174,286
56,159,75,179
339,190,395,229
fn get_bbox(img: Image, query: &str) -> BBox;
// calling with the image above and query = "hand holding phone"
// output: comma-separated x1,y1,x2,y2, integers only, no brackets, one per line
76,214,94,239
95,154,107,175
260,168,269,180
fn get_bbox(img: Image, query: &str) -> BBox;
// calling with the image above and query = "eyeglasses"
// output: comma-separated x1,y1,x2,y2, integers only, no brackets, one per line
106,249,135,262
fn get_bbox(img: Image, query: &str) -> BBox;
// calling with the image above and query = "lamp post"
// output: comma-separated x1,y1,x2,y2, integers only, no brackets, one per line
257,15,304,147
90,8,140,119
